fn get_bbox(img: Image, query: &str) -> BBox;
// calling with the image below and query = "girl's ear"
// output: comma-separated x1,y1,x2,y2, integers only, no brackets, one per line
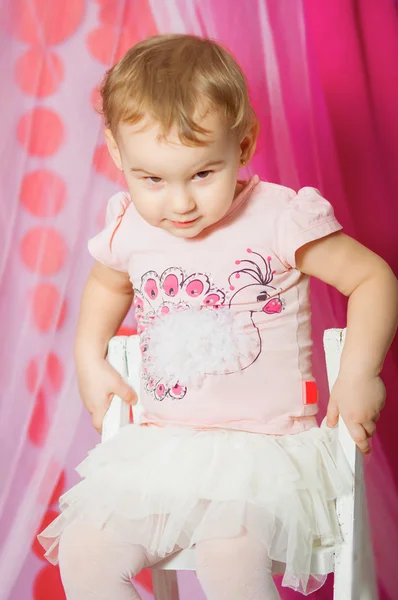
240,118,259,165
104,129,123,171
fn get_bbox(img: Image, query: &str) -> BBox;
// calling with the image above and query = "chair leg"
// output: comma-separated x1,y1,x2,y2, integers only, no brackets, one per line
333,492,378,600
358,549,378,600
358,494,378,600
333,545,354,600
152,570,180,600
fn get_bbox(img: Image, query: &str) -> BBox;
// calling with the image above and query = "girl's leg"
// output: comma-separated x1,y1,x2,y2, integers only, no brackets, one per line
196,533,280,600
58,520,159,600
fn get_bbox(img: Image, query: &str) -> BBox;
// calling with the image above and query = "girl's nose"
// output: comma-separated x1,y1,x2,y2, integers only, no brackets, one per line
169,189,196,215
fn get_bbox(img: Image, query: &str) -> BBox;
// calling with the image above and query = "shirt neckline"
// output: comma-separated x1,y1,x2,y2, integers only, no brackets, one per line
210,174,261,229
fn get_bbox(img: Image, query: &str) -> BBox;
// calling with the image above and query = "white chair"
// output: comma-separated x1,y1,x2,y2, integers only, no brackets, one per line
103,329,377,600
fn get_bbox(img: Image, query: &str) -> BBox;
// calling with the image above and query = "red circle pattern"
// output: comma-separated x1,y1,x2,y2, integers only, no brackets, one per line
26,353,64,394
17,108,64,157
7,0,85,46
87,25,117,66
33,564,66,600
26,353,64,450
31,283,67,332
93,143,127,187
91,85,102,114
11,1,159,595
98,0,157,33
15,49,64,97
20,228,67,275
20,170,66,217
36,460,67,508
28,388,48,447
134,569,154,593
87,0,157,65
49,469,66,506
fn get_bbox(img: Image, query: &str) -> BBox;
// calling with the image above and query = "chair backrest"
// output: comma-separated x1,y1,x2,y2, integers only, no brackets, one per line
322,329,370,598
323,329,356,471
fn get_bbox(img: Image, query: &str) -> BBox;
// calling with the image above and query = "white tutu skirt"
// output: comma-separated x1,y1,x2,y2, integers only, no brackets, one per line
39,423,352,595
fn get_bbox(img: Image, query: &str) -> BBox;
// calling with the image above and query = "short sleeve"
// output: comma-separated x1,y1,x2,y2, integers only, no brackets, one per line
273,187,342,269
88,192,132,272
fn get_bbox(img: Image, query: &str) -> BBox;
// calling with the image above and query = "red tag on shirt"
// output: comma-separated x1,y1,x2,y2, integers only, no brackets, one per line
303,381,318,405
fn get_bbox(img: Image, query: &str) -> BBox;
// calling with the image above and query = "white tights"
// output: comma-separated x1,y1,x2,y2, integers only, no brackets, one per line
59,521,280,600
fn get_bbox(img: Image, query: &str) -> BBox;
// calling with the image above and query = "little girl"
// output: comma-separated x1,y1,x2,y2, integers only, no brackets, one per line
39,35,397,599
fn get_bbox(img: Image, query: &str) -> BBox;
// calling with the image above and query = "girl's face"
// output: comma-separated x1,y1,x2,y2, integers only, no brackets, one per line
105,112,256,238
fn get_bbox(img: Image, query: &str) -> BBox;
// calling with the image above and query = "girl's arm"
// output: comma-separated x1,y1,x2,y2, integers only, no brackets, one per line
296,232,398,454
74,261,136,432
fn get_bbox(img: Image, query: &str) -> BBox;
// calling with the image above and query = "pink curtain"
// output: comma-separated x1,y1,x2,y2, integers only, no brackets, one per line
0,1,397,599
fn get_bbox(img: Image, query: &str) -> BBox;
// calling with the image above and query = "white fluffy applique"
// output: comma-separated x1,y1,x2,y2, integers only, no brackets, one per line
145,307,258,387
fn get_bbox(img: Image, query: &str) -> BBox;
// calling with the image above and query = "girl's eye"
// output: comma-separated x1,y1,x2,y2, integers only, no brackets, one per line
194,170,211,180
146,176,163,184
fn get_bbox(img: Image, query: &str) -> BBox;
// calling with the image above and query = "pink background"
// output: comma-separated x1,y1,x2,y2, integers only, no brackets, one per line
0,1,397,599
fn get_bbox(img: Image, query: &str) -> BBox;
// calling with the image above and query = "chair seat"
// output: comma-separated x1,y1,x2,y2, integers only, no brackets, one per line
152,544,336,576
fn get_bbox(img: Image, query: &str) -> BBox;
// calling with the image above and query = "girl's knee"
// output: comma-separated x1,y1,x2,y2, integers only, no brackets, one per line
59,520,147,583
195,535,278,600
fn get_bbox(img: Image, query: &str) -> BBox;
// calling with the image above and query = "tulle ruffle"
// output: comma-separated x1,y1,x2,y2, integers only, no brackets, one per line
144,306,259,387
38,423,351,594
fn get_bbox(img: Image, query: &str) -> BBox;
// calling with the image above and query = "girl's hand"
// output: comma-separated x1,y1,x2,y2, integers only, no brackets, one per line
326,373,385,454
77,358,137,434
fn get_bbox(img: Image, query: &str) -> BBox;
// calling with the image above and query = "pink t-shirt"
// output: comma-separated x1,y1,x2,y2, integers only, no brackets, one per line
89,177,342,435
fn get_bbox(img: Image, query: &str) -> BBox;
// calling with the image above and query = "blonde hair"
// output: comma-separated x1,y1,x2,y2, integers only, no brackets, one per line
100,34,257,145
